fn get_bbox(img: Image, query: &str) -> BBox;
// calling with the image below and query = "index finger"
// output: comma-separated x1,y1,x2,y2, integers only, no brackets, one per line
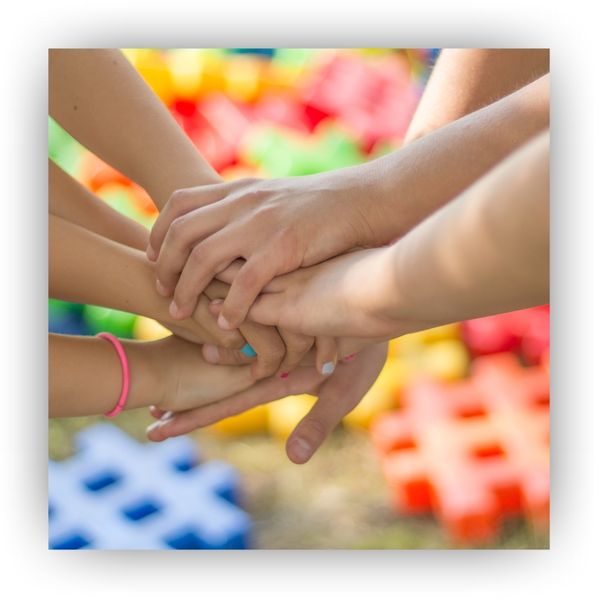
148,183,228,260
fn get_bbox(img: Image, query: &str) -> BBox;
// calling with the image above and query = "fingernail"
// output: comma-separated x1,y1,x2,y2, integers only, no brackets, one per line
279,372,290,379
146,245,157,261
342,353,357,363
218,314,233,330
289,437,312,463
241,343,257,358
159,411,173,422
203,344,220,363
321,361,336,375
146,421,163,434
156,279,169,296
169,300,181,319
210,298,223,306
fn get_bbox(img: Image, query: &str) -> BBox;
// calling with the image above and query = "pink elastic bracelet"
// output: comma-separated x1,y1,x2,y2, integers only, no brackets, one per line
97,332,131,418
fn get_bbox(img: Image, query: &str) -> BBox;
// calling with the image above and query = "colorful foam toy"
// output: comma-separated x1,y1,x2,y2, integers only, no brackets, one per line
461,305,549,364
371,352,549,544
49,424,252,549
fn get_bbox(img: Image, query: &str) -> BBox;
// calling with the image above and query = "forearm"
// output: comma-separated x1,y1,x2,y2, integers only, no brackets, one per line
49,49,220,208
405,48,549,143
351,73,549,245
379,130,549,327
49,333,163,417
49,214,169,319
49,159,149,250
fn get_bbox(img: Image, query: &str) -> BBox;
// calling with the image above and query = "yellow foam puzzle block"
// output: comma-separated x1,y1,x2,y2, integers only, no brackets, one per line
389,323,461,357
421,339,470,382
209,404,269,436
133,316,171,341
267,394,316,439
343,358,408,429
166,49,205,100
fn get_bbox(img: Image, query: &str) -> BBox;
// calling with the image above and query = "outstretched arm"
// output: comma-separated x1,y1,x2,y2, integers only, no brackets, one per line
49,158,149,251
243,130,549,339
49,333,253,418
49,49,219,209
49,213,243,348
148,73,549,329
405,48,549,143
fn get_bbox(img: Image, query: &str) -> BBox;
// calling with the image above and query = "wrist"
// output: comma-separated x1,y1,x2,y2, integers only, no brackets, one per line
120,340,166,410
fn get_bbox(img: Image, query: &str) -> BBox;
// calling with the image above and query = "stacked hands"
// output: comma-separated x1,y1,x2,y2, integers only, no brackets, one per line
144,173,399,463
48,49,549,465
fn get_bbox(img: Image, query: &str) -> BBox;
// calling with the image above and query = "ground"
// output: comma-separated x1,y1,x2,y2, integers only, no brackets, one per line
49,410,549,549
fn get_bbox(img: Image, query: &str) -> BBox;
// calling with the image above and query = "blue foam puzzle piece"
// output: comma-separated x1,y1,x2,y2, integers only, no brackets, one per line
49,424,252,549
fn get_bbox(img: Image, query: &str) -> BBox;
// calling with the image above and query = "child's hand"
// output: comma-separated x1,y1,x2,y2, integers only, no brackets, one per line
218,249,437,340
146,343,388,464
147,172,382,330
143,335,255,414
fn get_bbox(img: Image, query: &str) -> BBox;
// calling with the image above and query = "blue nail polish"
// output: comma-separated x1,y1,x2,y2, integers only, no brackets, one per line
241,343,257,358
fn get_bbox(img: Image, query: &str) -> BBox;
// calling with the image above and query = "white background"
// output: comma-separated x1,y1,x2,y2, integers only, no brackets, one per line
1,1,598,599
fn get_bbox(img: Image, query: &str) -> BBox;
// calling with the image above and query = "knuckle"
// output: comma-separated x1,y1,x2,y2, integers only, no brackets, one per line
190,243,206,265
237,265,263,293
169,189,189,209
302,416,329,442
222,334,244,350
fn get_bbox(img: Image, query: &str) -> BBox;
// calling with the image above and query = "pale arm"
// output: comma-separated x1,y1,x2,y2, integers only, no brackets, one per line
405,48,550,143
48,214,242,347
49,158,149,251
48,48,220,208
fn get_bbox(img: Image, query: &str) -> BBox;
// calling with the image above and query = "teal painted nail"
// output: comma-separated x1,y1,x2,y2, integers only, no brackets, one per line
241,343,257,358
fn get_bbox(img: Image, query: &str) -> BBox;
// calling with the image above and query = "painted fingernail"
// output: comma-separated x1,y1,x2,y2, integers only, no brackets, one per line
156,279,169,296
289,437,312,463
241,343,257,358
321,361,336,375
169,300,182,319
146,421,163,435
203,344,220,363
342,353,357,363
218,314,233,330
279,372,290,379
146,245,157,261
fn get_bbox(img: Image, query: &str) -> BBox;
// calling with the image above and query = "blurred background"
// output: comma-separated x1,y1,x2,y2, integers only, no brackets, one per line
49,48,549,549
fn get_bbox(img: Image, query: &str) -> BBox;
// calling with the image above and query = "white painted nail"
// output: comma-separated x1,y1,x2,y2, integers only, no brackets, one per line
321,361,335,375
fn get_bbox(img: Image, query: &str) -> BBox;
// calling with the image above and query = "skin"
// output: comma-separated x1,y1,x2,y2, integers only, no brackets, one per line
404,49,549,143
49,333,253,418
240,131,549,338
148,131,548,457
48,48,326,376
49,158,149,251
147,343,388,464
148,72,549,331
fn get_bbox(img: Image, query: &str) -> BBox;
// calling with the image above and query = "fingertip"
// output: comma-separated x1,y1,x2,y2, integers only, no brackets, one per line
146,244,158,262
320,361,336,376
286,436,313,464
217,313,235,330
156,279,171,297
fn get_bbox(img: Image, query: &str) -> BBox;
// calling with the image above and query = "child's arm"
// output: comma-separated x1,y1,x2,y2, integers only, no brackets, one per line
241,130,549,339
49,333,253,418
49,159,148,251
405,48,549,143
49,49,219,208
49,213,243,347
148,74,549,330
